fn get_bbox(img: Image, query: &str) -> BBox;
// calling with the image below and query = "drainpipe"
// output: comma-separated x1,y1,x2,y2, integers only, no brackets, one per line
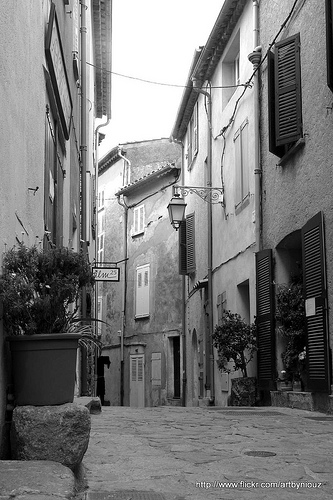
170,137,187,407
192,79,215,405
94,119,110,397
248,0,262,253
117,149,131,406
80,0,88,395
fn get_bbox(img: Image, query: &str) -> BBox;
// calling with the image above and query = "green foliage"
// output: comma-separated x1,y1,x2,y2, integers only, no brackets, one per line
276,276,306,378
0,243,95,336
212,310,257,378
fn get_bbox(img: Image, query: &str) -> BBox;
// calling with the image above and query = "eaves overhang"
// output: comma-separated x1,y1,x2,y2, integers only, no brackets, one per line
116,163,180,197
192,0,247,84
170,0,247,142
170,48,202,143
98,145,123,174
93,0,112,119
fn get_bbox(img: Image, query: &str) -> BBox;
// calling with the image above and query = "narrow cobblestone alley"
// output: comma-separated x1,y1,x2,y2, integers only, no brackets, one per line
78,406,333,500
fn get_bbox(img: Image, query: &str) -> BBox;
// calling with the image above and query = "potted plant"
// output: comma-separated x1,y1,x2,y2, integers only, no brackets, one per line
0,243,98,406
213,311,257,406
276,276,306,391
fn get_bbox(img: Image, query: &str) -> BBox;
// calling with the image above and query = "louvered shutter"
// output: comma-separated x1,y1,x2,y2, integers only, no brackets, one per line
268,51,285,158
179,220,187,275
302,212,330,392
275,34,302,146
255,249,276,390
186,213,196,273
326,0,333,91
234,128,242,205
135,265,150,317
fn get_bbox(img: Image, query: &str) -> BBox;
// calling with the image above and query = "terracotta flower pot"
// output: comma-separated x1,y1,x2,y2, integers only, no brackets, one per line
7,334,80,406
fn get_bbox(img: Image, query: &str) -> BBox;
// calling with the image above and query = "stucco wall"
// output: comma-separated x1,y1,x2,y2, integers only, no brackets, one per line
259,0,333,379
0,1,46,457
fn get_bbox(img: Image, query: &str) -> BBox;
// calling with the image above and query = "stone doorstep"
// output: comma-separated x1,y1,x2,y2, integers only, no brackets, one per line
74,396,102,414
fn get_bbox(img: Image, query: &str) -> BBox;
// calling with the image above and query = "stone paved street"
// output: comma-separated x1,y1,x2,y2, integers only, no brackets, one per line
78,406,333,500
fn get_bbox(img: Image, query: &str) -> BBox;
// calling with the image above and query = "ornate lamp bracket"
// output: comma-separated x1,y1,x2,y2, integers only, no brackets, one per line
174,185,224,205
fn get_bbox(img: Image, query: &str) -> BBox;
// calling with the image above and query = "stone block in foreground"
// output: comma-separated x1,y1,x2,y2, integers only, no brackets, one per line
0,460,75,499
11,403,91,470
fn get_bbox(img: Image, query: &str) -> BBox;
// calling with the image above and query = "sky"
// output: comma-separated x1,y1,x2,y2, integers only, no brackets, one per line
98,0,224,158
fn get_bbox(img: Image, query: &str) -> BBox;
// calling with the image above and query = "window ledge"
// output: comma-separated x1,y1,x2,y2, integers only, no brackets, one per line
135,314,150,321
235,194,250,215
131,230,144,238
277,138,305,167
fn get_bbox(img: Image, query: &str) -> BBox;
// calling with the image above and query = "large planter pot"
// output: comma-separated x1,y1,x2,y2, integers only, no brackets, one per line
7,334,80,406
229,377,257,406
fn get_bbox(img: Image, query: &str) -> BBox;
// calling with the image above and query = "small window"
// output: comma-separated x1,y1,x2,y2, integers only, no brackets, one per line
326,0,333,92
234,53,240,85
234,118,249,211
133,205,145,236
97,233,104,263
217,292,227,326
186,103,198,169
135,264,150,318
222,31,240,109
98,188,105,210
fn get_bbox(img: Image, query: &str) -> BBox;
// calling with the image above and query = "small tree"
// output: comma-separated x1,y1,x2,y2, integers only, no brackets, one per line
212,310,257,378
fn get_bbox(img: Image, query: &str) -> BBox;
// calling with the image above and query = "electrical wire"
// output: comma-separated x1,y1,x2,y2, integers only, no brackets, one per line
86,62,248,90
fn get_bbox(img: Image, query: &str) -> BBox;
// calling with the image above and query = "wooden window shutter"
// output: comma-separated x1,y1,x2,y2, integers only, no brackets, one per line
135,265,150,317
302,212,330,392
275,33,302,146
326,0,333,92
234,128,242,205
186,213,196,273
179,220,187,275
255,249,276,390
268,51,285,157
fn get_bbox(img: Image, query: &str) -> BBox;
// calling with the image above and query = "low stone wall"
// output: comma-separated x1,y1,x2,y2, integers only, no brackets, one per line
271,391,333,413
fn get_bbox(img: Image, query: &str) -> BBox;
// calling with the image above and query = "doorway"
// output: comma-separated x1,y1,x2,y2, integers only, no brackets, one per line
130,354,145,407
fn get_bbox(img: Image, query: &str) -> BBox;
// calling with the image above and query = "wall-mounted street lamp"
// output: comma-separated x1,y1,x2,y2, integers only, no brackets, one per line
167,190,187,231
167,184,224,230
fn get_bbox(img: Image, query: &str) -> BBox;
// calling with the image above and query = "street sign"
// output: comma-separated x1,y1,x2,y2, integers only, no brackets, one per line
92,267,120,282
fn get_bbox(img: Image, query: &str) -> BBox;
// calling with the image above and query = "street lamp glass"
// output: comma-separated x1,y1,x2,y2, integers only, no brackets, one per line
167,195,187,230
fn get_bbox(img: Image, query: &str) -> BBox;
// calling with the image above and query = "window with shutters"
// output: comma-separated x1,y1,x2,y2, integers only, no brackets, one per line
326,0,333,92
268,33,303,159
186,103,198,169
132,205,145,236
44,102,64,247
98,188,105,210
179,213,196,275
222,30,240,109
135,264,150,318
234,119,249,211
97,210,105,263
217,292,227,325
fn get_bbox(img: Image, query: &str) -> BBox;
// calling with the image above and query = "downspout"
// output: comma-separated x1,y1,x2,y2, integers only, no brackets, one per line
192,79,215,404
94,119,110,398
248,0,262,253
80,0,88,395
93,0,112,397
117,149,131,406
